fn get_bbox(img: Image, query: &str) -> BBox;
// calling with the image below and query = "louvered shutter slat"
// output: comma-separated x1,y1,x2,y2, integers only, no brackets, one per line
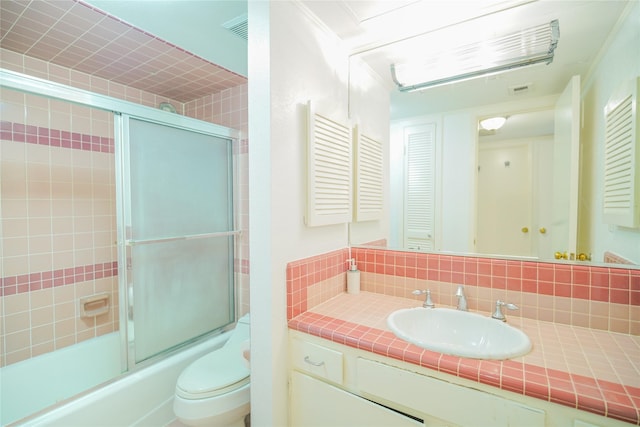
602,78,640,228
306,101,352,226
354,126,384,221
405,124,436,250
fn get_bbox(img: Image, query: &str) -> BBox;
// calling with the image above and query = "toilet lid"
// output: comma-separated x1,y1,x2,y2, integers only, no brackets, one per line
176,348,250,399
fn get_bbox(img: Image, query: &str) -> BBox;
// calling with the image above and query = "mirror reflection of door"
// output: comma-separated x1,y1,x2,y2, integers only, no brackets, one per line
552,75,581,258
404,123,436,251
476,128,555,258
477,142,533,257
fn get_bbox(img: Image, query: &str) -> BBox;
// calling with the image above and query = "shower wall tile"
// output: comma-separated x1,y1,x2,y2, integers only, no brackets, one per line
185,83,248,134
1,46,248,367
1,47,184,111
186,83,250,319
0,53,121,366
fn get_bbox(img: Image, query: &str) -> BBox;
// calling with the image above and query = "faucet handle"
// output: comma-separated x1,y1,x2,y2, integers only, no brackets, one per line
412,289,435,308
491,300,519,321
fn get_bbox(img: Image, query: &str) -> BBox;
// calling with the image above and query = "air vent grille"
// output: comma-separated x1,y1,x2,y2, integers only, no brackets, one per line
508,83,532,95
222,14,248,40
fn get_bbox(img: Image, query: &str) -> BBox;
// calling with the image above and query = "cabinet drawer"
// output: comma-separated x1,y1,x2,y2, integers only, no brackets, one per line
291,338,343,385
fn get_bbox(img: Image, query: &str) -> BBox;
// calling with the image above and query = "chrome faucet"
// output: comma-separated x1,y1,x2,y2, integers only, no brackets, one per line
491,300,519,322
455,285,468,311
412,289,435,308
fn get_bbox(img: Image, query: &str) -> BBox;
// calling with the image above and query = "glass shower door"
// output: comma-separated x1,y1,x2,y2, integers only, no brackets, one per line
121,117,234,364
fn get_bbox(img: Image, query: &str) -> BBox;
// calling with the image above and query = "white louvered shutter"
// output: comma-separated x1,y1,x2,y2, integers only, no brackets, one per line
354,125,383,221
404,124,436,250
306,101,352,226
603,78,640,228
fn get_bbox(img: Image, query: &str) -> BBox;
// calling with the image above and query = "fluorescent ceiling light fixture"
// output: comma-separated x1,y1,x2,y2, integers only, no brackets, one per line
479,116,507,131
391,20,559,92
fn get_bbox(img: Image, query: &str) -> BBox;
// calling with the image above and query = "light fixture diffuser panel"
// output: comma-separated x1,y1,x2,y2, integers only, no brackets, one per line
391,20,559,92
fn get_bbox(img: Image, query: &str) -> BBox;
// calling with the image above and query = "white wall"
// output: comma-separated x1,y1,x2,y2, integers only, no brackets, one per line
248,2,389,424
348,57,391,245
581,1,640,264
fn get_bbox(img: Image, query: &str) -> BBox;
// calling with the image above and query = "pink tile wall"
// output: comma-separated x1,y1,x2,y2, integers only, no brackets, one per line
186,85,250,317
1,86,119,366
184,84,248,135
1,48,184,110
286,247,640,334
1,1,245,104
287,248,351,320
1,49,250,365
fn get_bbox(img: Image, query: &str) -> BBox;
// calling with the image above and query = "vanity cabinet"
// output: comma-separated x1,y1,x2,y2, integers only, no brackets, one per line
289,330,627,427
291,372,422,426
357,358,544,426
290,337,421,426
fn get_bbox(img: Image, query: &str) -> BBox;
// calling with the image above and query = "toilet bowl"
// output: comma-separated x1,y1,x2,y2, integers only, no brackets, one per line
174,314,250,427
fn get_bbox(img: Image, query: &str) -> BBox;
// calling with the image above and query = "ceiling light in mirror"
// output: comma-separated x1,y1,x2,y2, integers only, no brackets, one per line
479,116,507,131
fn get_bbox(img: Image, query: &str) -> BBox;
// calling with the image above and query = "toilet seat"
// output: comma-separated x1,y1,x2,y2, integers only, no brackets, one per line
176,348,250,400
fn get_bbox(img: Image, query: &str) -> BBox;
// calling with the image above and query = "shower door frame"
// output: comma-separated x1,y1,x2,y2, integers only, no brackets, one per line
1,69,240,373
118,114,238,367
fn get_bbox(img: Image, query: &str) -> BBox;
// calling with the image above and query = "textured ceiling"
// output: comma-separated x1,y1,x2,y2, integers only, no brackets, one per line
0,0,247,103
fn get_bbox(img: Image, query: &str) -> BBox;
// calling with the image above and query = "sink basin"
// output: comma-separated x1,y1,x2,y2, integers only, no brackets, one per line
387,307,531,360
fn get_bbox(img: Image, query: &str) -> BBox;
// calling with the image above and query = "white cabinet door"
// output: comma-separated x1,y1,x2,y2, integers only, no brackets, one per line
357,358,545,427
290,371,422,427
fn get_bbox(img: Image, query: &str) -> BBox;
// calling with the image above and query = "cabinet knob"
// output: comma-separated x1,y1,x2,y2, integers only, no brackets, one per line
539,227,546,234
521,227,529,233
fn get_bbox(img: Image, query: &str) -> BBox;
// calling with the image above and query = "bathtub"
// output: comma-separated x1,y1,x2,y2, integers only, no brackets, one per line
1,333,120,426
3,330,230,427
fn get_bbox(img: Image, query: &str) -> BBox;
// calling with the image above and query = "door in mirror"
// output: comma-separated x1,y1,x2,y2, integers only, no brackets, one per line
551,75,581,259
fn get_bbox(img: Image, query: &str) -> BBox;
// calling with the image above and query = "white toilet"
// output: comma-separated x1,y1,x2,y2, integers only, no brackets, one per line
174,314,250,427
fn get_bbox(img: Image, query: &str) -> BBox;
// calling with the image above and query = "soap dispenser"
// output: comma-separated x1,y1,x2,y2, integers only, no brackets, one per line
347,258,360,295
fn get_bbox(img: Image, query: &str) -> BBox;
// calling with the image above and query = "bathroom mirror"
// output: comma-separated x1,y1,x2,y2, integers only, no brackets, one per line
333,0,639,266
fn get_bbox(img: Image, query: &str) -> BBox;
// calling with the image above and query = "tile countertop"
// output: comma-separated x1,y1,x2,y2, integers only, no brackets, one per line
288,291,640,425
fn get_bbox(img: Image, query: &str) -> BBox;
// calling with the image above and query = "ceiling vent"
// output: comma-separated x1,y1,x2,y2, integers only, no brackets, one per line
222,14,248,41
508,83,533,95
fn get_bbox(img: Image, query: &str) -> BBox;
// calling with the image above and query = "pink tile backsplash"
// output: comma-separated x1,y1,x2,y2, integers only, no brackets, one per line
287,263,638,422
286,247,640,334
286,248,350,320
